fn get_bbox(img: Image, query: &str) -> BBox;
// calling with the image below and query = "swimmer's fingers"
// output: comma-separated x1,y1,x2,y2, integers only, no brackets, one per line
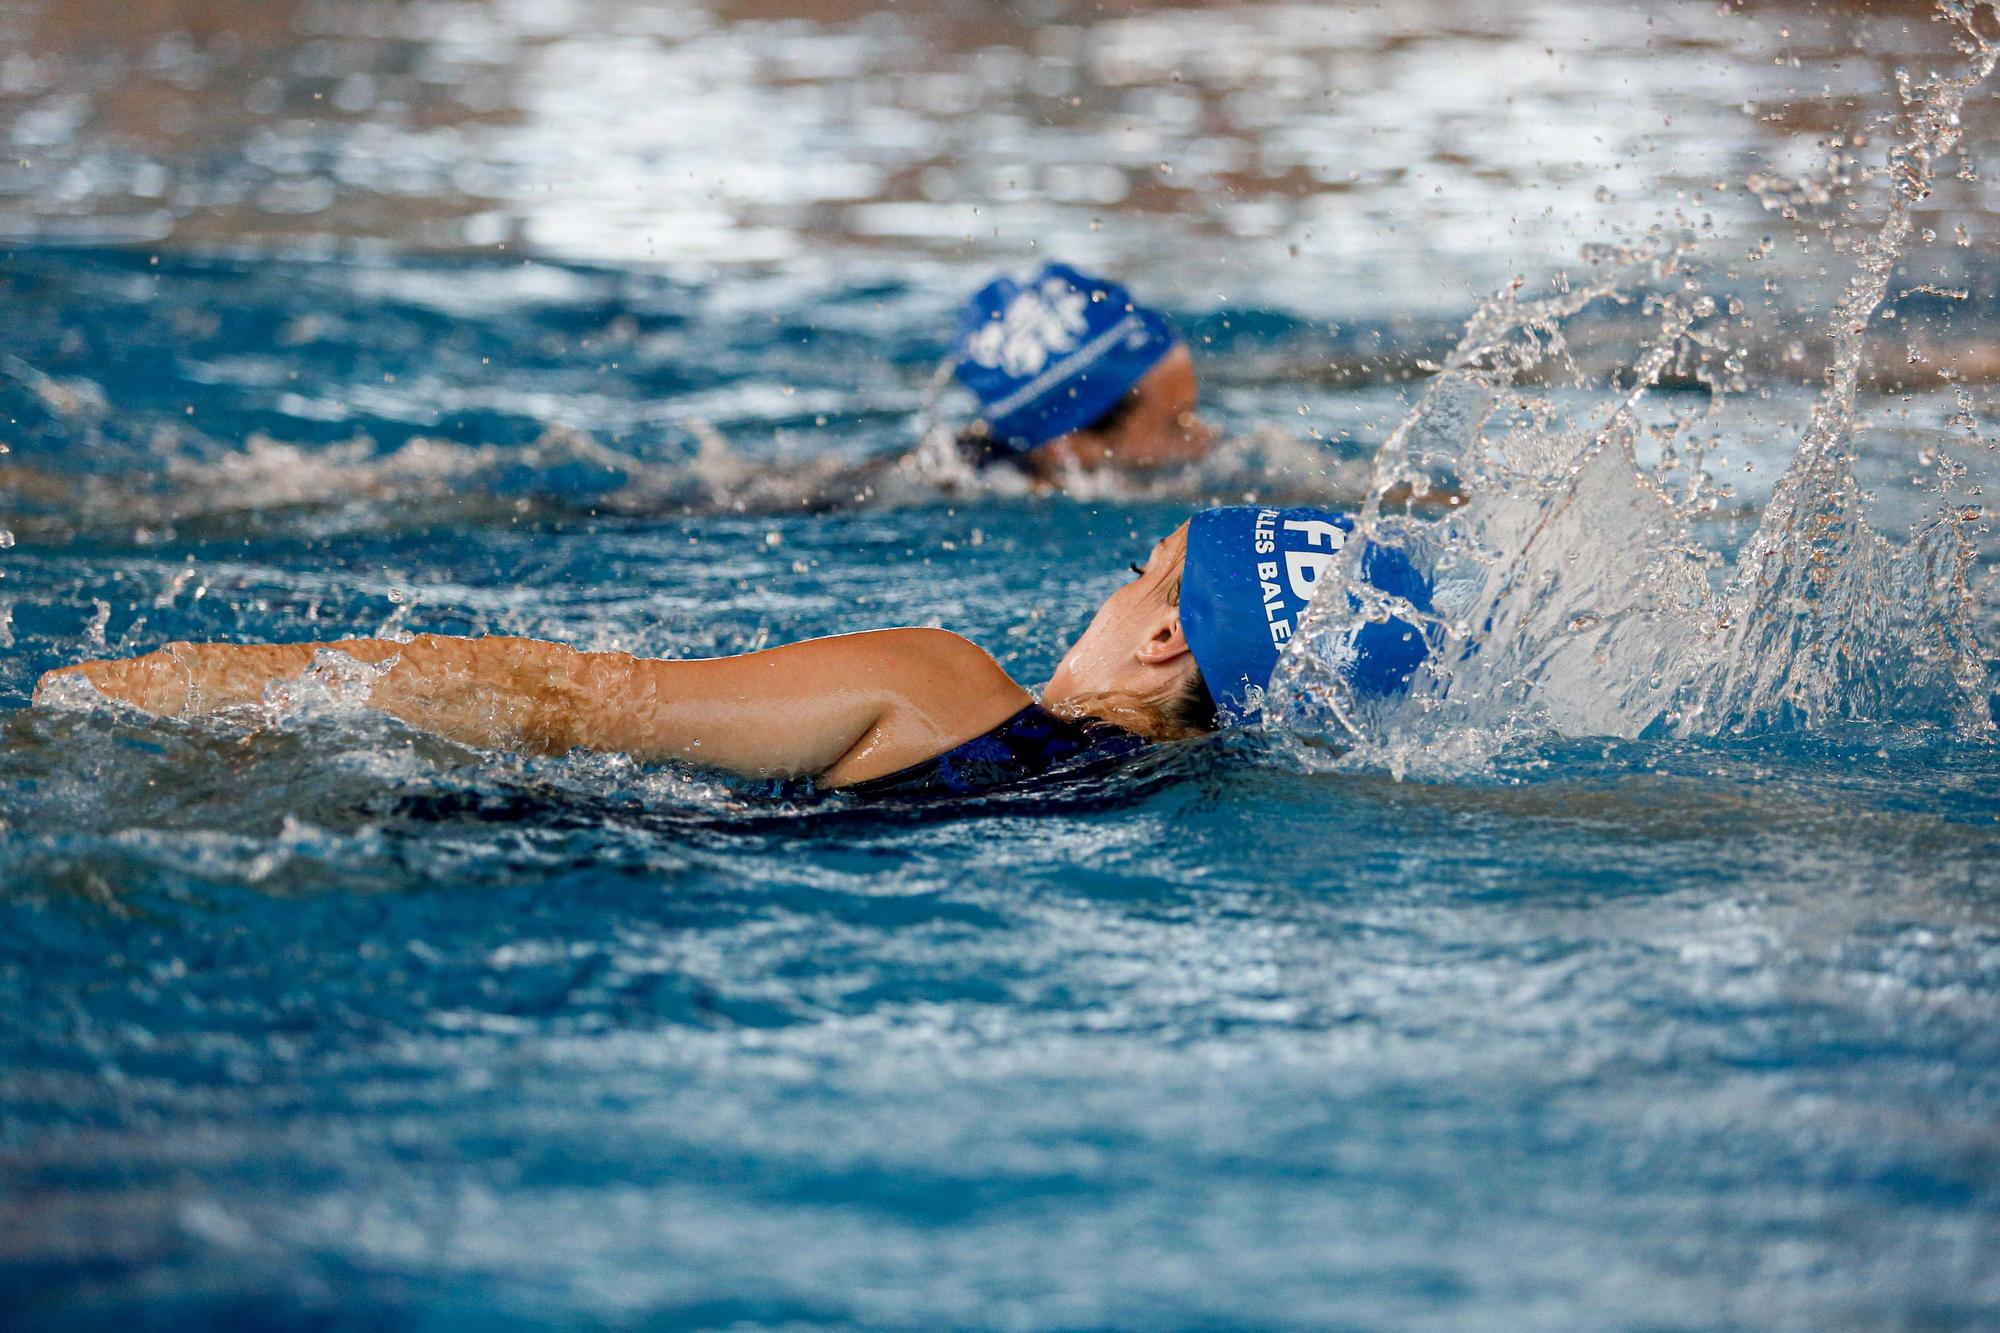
34,649,188,715
31,661,88,706
34,640,362,717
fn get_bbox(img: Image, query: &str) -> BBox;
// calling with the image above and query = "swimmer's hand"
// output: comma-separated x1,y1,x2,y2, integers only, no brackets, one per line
34,629,1032,787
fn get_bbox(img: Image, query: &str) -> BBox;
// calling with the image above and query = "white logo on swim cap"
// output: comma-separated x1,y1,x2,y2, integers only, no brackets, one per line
964,278,1091,378
1282,516,1346,601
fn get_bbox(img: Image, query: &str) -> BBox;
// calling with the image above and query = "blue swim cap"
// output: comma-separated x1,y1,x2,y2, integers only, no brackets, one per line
951,263,1178,454
1180,506,1433,724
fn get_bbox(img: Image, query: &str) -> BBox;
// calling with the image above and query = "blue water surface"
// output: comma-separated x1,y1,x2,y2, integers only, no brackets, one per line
2,252,1997,1325
4,1,2000,1309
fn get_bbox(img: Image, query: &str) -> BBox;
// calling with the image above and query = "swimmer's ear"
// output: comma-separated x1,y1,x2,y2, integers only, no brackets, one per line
1135,617,1190,667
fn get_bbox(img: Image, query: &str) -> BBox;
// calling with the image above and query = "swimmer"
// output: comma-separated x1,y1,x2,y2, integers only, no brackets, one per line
35,507,1428,799
686,264,1205,514
929,263,1211,485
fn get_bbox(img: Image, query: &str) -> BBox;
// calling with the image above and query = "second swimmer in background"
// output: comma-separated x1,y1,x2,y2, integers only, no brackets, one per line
684,262,1207,512
932,262,1212,484
911,263,1459,512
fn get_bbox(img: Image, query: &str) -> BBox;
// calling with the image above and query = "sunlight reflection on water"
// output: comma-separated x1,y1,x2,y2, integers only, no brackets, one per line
4,0,1996,311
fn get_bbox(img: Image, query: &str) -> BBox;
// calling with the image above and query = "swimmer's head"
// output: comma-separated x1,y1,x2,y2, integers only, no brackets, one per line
1042,520,1214,740
1044,506,1433,735
952,264,1209,472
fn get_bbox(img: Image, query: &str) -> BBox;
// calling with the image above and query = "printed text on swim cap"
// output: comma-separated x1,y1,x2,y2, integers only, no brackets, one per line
1252,510,1346,647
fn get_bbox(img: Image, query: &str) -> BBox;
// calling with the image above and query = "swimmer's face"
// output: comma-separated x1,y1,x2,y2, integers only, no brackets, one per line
1034,344,1212,476
1043,521,1196,710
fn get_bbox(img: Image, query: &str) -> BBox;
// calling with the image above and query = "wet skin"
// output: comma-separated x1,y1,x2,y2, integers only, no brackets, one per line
1026,345,1212,481
1043,523,1196,712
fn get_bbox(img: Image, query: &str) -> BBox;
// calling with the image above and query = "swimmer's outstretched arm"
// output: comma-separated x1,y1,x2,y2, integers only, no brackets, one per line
33,629,1033,787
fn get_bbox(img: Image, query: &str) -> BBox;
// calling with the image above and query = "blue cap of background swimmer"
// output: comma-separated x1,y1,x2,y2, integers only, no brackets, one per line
951,263,1178,454
1180,506,1434,724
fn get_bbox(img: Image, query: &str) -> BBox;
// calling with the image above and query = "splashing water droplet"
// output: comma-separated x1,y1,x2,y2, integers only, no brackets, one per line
1269,2,2000,774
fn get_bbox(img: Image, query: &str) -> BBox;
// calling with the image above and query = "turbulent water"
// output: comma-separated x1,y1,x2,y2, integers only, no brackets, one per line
1272,1,2000,768
4,0,2000,1328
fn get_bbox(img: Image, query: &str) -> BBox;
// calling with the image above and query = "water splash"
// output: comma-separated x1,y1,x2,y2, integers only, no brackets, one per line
1269,0,2000,773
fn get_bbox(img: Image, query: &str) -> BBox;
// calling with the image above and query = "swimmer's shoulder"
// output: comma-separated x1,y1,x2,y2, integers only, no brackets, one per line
808,628,1032,786
807,627,1032,738
846,626,1026,699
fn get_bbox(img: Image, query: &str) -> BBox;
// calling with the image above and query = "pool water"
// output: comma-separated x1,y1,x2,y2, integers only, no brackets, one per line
5,0,2000,1327
6,252,1997,1329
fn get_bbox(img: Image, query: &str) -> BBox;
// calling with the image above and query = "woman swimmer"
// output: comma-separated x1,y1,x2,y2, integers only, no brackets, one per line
943,263,1210,482
35,507,1429,800
705,264,1206,516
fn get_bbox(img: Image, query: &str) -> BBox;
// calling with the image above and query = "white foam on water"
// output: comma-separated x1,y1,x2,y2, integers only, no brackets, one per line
1268,0,2000,776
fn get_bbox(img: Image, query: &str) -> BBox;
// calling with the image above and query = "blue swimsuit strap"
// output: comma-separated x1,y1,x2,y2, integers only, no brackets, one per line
843,704,1146,800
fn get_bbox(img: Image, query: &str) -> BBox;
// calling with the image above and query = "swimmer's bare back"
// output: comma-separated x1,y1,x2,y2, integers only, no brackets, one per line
34,630,1032,787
